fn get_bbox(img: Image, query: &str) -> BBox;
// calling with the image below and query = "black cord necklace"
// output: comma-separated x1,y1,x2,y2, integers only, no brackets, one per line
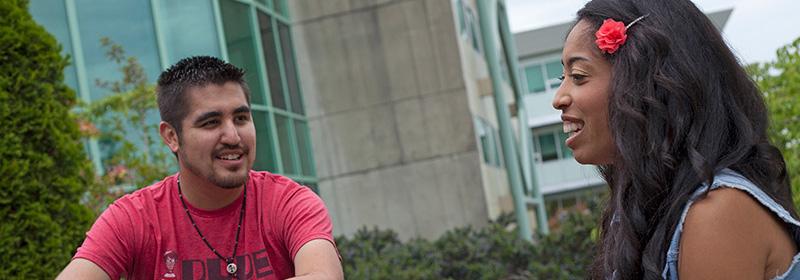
177,177,246,277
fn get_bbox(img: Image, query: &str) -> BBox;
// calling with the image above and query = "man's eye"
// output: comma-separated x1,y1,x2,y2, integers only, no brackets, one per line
202,120,219,127
558,75,565,81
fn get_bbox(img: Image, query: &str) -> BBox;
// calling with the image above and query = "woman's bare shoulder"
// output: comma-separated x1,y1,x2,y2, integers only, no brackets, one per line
678,187,797,279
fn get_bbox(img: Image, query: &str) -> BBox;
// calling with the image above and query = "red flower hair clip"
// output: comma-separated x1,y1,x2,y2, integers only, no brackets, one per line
594,15,648,54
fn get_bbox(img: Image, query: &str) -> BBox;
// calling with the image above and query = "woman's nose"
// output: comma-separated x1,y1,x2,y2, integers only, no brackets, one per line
552,86,570,110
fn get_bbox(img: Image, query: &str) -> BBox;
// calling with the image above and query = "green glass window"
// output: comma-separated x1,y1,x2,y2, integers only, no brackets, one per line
273,0,288,17
280,22,304,114
257,12,285,110
217,0,315,183
252,110,278,172
75,0,161,101
558,130,573,158
456,0,466,34
487,130,497,165
73,0,163,164
220,0,266,105
29,1,79,91
545,61,563,88
480,133,492,165
275,114,297,174
499,55,510,83
477,118,502,167
294,119,314,175
537,134,558,161
466,8,481,53
524,65,545,93
492,130,503,167
159,0,221,65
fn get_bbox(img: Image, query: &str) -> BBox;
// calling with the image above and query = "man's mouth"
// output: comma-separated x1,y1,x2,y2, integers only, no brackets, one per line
216,152,244,161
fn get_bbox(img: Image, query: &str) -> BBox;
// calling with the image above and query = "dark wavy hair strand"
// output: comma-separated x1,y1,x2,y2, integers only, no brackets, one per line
572,1,798,279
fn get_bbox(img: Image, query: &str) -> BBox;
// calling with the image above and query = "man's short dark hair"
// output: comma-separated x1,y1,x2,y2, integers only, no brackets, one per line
156,56,250,135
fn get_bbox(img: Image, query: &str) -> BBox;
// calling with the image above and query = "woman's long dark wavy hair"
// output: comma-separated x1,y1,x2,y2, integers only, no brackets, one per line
574,0,798,279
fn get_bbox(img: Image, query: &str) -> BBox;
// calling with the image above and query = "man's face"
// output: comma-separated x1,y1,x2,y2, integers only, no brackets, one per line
174,81,256,188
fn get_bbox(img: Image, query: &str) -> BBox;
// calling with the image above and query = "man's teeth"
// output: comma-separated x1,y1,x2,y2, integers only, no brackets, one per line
218,154,241,160
563,121,583,133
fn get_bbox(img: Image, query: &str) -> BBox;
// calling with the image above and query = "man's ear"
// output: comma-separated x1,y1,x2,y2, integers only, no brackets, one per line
159,121,180,153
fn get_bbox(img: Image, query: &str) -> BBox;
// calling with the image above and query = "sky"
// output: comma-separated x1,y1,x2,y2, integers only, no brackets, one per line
506,0,800,64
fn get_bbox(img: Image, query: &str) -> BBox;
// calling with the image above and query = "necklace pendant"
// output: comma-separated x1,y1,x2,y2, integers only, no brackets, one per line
226,262,238,275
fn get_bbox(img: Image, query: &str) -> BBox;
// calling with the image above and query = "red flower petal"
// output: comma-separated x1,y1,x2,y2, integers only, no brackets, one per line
595,18,628,54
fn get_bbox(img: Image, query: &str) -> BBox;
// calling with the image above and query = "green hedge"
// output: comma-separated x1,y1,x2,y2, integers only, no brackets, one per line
336,209,598,279
0,0,95,278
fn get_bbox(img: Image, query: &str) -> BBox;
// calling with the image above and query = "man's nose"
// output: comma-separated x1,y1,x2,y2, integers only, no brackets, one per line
220,120,241,145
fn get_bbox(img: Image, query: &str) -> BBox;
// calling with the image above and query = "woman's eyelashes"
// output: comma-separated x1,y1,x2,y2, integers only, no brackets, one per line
570,73,587,83
559,72,588,84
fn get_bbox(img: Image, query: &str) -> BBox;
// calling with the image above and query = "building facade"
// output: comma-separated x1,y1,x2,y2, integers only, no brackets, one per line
31,0,548,240
291,0,547,240
29,0,318,188
514,9,733,221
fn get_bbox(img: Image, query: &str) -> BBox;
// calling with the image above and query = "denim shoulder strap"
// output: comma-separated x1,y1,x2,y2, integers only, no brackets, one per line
662,168,800,279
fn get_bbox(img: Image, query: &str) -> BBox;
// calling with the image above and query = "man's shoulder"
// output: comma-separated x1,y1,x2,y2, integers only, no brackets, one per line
108,174,176,213
249,170,317,202
250,170,304,191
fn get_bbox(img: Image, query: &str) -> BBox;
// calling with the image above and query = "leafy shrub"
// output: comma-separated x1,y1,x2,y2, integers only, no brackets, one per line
747,37,800,208
337,205,599,279
0,0,95,277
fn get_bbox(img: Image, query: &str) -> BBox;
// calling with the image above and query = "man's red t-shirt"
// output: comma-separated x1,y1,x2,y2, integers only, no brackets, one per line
74,171,335,280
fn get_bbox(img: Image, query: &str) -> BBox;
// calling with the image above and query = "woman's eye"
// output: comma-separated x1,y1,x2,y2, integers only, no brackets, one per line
570,74,587,83
558,75,565,81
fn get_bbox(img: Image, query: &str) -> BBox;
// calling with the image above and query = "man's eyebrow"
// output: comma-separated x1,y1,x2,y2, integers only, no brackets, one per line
194,111,221,125
233,106,250,114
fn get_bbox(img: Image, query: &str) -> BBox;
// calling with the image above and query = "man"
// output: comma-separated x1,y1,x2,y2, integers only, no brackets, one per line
57,56,343,280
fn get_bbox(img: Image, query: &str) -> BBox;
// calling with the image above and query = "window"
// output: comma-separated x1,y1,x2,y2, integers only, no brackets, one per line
257,11,284,109
521,59,562,95
456,2,482,54
524,66,544,93
29,1,78,90
537,133,558,161
558,130,573,158
464,7,481,53
30,0,317,189
220,0,266,105
158,0,221,65
476,117,503,167
73,0,163,164
280,22,304,114
75,0,161,101
252,111,278,172
456,0,466,35
220,0,316,183
532,126,572,162
273,0,288,17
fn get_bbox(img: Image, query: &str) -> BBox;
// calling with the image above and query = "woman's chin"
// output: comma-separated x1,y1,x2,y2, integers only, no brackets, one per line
572,151,611,165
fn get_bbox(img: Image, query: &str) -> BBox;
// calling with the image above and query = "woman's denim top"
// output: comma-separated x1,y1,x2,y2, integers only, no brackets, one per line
662,168,800,279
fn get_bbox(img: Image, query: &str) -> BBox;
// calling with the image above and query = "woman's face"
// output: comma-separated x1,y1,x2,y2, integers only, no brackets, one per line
552,20,616,165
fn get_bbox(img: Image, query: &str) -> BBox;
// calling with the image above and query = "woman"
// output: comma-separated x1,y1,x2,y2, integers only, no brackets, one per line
551,0,800,279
